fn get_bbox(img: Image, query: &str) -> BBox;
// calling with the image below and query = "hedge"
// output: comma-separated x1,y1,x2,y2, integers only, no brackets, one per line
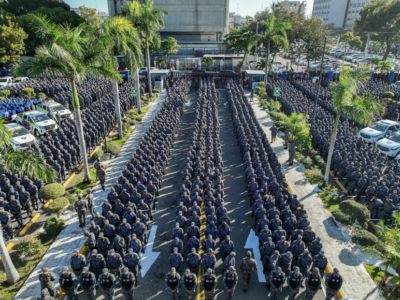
135,116,143,122
65,192,78,206
39,183,65,201
152,88,161,93
103,142,120,156
352,229,378,247
383,91,394,99
49,197,69,218
92,149,103,161
332,208,354,225
313,155,325,169
44,217,66,236
339,200,370,226
304,167,326,189
22,87,35,98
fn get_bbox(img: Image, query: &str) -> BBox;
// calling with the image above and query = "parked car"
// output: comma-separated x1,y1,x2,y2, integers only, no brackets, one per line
13,77,29,84
0,76,14,89
219,70,236,76
359,120,400,143
272,61,286,69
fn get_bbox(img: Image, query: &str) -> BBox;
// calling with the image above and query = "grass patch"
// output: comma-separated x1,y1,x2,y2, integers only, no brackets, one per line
318,191,341,213
363,263,400,300
70,165,108,195
305,167,326,189
111,127,134,149
0,233,56,300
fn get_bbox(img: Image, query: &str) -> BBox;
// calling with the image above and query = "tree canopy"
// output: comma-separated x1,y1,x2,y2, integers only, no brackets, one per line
354,0,400,60
79,6,100,25
0,13,27,63
160,37,180,58
341,32,363,51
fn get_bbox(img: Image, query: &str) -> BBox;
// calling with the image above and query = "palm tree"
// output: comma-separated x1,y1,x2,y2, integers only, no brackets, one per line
0,119,56,284
13,16,121,183
254,15,291,88
362,212,400,286
374,60,393,73
87,16,143,138
324,68,384,182
122,0,167,100
202,57,214,70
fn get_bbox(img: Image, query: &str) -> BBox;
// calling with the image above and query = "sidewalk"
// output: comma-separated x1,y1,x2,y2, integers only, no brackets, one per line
14,91,167,300
248,95,384,300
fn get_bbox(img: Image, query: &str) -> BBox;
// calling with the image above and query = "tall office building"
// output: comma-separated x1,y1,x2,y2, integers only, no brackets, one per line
279,0,307,14
108,0,229,42
312,0,383,29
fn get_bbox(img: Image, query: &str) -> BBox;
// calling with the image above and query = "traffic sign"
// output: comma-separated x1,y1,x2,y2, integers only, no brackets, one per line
131,88,137,97
273,88,281,97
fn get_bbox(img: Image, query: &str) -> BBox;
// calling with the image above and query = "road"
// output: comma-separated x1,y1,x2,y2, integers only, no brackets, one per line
87,88,326,299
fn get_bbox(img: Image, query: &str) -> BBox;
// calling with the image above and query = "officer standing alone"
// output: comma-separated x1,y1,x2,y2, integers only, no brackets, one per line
240,251,258,293
288,140,296,166
75,195,88,228
85,189,95,220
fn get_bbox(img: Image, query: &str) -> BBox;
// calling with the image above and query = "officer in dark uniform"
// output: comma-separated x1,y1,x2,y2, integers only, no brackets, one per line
181,268,197,299
70,249,86,277
74,194,88,227
88,249,105,280
28,181,40,211
38,267,57,297
223,266,238,300
59,267,77,300
165,267,181,300
97,166,107,190
98,268,116,300
119,267,136,300
123,248,140,286
78,267,97,300
268,266,286,300
201,268,217,300
85,189,95,219
287,266,303,300
0,207,13,241
325,268,343,300
305,267,322,300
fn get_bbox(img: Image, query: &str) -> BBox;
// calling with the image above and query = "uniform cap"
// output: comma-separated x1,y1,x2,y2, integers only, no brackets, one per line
171,267,176,274
274,250,279,255
109,249,115,254
247,251,252,257
173,248,178,253
73,249,79,254
208,248,214,253
229,266,235,271
333,268,339,274
294,267,300,272
83,267,89,272
99,232,104,237
316,237,321,241
42,267,49,273
319,250,324,255
191,248,196,253
297,235,302,240
230,252,236,257
128,248,133,253
276,267,282,272
123,267,129,274
206,268,212,275
313,267,319,273
102,268,109,274
62,267,69,274
92,249,98,254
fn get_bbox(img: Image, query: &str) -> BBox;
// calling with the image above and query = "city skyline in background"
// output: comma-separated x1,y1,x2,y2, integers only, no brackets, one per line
63,0,314,18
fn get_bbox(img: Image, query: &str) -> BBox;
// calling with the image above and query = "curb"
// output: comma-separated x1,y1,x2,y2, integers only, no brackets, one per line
43,199,53,209
19,213,40,236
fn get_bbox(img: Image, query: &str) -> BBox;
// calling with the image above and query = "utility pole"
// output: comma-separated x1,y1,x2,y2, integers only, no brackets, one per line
310,37,327,131
254,22,258,70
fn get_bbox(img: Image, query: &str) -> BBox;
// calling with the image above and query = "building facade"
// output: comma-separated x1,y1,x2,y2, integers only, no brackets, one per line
229,12,246,29
279,0,307,14
312,0,382,29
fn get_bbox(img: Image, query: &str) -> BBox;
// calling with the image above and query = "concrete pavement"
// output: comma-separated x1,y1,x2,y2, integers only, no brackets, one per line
249,95,385,300
14,91,168,300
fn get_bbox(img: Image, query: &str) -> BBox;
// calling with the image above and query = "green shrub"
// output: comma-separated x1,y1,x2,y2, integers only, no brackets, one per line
65,192,78,206
92,149,103,161
1,90,10,98
129,119,137,126
309,149,319,158
103,142,120,156
305,167,326,188
48,197,69,218
152,88,161,93
44,217,66,236
301,157,313,169
383,91,394,99
352,229,378,247
39,183,65,201
135,116,143,122
0,96,6,101
332,208,354,225
313,155,325,170
16,234,43,257
22,87,36,99
257,82,264,87
38,92,47,100
339,200,370,226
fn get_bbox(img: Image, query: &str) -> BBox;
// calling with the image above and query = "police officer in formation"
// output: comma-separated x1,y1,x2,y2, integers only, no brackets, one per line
38,267,57,298
59,267,77,300
269,77,399,222
223,266,238,300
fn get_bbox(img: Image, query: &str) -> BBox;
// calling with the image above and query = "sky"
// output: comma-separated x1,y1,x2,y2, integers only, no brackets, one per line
63,0,314,17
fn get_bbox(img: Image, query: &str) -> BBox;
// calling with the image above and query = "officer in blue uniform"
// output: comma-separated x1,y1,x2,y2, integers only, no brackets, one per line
98,268,116,300
70,249,86,277
59,267,77,300
88,249,105,280
119,267,136,300
78,267,97,300
287,267,303,300
123,248,140,286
